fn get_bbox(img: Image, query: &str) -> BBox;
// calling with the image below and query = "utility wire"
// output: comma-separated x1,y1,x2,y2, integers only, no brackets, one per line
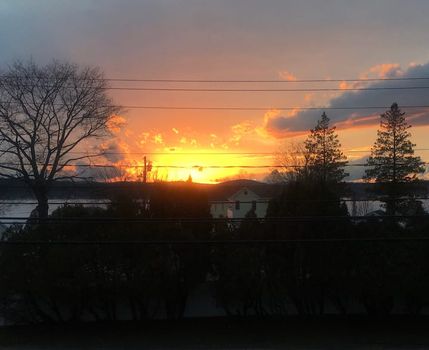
1,182,428,190
65,149,429,156
3,237,429,245
107,86,429,92
1,198,429,205
0,162,428,169
104,77,429,83
0,215,426,223
78,86,429,92
1,102,429,111
5,85,429,92
3,76,429,83
105,105,429,110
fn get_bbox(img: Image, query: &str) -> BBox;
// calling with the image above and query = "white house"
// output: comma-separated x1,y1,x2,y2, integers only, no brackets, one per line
210,187,270,219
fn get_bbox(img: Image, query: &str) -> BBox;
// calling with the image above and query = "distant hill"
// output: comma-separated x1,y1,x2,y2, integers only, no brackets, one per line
0,179,428,201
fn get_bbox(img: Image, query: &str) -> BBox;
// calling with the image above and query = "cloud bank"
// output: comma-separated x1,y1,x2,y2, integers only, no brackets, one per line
265,62,429,136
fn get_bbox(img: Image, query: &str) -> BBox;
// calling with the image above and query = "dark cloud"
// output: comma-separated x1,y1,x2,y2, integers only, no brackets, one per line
94,141,127,163
75,162,127,181
2,1,429,77
56,160,126,181
266,62,429,136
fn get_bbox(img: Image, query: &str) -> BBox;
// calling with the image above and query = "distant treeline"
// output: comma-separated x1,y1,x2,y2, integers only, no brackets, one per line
0,178,427,200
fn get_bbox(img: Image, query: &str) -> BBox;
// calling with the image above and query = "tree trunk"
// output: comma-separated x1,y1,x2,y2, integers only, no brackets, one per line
31,184,49,219
385,182,398,216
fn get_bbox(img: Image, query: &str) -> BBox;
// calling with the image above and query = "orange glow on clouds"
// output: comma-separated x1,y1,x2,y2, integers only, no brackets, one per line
106,115,127,134
367,63,402,78
278,70,297,81
102,122,277,183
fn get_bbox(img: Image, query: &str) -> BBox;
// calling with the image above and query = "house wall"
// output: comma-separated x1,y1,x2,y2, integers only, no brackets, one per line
210,201,228,218
210,188,269,219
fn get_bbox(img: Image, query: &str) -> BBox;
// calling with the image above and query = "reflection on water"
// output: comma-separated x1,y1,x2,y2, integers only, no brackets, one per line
0,199,111,225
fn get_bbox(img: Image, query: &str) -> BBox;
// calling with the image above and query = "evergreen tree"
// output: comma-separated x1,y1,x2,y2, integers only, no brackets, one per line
304,112,348,184
364,103,425,214
365,103,425,183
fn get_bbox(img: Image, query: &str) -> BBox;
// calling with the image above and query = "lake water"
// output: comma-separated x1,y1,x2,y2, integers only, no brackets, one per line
0,198,427,227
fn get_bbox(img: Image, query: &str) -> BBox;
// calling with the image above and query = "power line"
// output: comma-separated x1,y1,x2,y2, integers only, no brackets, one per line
1,101,429,111
0,215,426,223
110,105,429,110
75,86,429,92
70,152,281,156
66,149,429,156
104,77,429,83
1,198,429,206
112,86,429,92
6,85,429,92
104,77,429,84
0,201,112,205
0,74,429,84
0,182,427,190
3,236,429,245
0,162,428,169
3,76,429,83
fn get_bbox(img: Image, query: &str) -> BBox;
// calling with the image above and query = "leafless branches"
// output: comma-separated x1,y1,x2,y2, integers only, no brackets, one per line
0,59,122,216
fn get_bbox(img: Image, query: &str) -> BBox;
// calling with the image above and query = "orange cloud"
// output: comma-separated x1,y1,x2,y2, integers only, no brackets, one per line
106,115,126,134
231,120,254,135
278,70,297,81
334,114,380,131
304,93,314,102
153,133,164,144
261,109,305,138
339,81,354,90
364,63,403,78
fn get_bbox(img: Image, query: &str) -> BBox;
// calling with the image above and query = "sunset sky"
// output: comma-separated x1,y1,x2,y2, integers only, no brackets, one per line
1,0,428,182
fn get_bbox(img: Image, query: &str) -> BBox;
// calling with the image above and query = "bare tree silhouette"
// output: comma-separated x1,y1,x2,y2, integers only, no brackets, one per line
0,60,121,218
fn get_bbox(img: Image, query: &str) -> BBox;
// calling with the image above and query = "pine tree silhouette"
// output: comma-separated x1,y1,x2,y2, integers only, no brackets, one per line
364,103,425,214
304,112,348,185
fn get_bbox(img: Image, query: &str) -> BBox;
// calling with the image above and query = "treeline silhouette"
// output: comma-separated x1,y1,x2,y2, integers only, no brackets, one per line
0,181,428,323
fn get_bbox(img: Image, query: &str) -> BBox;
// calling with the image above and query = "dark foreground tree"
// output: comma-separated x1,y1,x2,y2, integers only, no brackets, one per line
364,103,425,214
261,113,350,315
0,60,121,218
146,182,212,319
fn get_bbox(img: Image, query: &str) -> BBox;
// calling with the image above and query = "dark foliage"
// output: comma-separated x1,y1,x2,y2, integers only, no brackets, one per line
0,183,212,323
364,103,426,214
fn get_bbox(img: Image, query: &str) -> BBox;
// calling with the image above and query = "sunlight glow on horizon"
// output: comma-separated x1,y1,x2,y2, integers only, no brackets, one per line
121,149,271,183
95,124,428,184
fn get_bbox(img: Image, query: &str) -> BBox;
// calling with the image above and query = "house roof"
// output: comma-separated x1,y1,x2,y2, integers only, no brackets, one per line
208,180,282,201
227,187,260,201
